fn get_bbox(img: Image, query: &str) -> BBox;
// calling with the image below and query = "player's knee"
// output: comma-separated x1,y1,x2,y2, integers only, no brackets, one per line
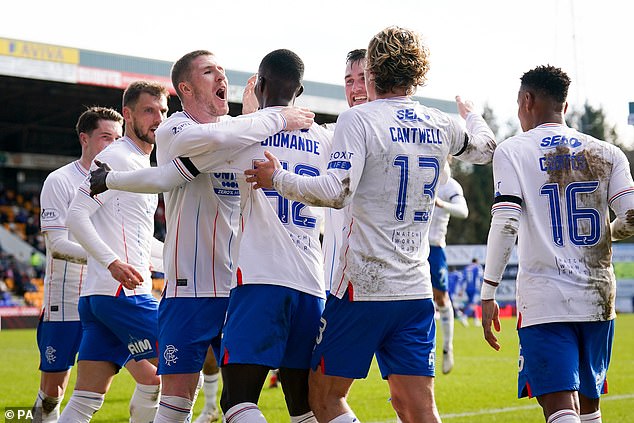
390,394,408,419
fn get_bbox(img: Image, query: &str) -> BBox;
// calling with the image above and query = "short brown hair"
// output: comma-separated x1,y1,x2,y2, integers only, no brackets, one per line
171,50,214,99
366,26,430,96
75,106,123,138
122,80,169,109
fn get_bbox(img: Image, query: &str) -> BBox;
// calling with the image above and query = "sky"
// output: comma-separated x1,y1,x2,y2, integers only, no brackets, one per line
3,0,633,141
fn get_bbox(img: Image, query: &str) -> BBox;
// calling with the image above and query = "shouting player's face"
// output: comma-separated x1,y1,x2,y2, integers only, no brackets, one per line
126,92,168,145
189,54,229,119
345,59,368,107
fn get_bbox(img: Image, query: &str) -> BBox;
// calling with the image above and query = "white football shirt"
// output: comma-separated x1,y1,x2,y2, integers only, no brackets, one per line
322,206,347,292
490,123,634,326
155,111,239,298
428,177,467,248
273,97,496,301
69,137,158,296
40,160,88,321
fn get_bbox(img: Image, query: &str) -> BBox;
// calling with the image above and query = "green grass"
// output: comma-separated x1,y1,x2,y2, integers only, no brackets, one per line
614,261,634,279
1,315,633,422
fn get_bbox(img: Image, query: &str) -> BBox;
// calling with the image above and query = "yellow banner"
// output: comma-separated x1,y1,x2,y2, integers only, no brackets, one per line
0,38,79,64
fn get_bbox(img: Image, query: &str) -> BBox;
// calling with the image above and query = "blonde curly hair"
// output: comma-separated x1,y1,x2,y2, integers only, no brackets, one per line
366,26,430,96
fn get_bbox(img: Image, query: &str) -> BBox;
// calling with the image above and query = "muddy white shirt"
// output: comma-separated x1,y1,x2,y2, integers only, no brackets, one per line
68,138,158,296
272,97,496,301
40,160,89,321
486,123,634,327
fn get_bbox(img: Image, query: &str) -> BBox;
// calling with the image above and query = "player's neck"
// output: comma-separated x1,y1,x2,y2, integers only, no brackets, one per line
77,156,92,172
183,102,223,124
260,97,292,109
125,133,154,155
534,113,565,127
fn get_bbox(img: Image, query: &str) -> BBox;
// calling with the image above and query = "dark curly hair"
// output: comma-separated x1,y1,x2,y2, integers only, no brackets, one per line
520,65,570,104
366,26,430,96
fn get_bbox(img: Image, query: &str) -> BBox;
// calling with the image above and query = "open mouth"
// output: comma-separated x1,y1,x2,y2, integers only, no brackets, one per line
216,87,226,100
353,95,367,103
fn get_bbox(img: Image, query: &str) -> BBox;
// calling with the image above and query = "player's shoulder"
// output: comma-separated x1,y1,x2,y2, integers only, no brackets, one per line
157,111,192,136
43,161,82,186
496,130,533,153
94,138,132,168
307,122,334,140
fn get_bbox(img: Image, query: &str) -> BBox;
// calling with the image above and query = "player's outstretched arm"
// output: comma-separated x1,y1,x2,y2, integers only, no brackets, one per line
90,159,112,196
97,160,190,194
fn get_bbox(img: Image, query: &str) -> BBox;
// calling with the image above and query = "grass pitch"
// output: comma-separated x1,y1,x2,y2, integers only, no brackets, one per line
1,314,633,422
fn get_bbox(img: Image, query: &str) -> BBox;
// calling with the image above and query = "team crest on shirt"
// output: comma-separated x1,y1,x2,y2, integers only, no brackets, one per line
41,208,59,221
45,346,57,364
163,345,178,366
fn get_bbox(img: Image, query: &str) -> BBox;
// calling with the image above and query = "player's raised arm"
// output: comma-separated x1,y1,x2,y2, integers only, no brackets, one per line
451,95,497,165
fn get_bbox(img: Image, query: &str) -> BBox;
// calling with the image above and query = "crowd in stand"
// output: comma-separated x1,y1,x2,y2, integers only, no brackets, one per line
0,185,167,308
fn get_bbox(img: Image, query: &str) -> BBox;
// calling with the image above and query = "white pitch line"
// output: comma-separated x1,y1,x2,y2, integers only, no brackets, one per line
366,393,634,423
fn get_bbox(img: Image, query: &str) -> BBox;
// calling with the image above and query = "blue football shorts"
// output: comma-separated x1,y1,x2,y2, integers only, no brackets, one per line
157,296,229,375
221,284,325,370
517,320,614,399
311,292,436,379
77,292,159,368
428,246,448,292
37,318,82,372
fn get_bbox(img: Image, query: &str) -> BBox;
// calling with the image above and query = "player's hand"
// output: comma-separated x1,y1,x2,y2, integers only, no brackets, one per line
242,74,259,115
455,95,475,119
481,299,501,351
281,107,314,131
244,150,282,189
108,259,144,290
90,159,112,197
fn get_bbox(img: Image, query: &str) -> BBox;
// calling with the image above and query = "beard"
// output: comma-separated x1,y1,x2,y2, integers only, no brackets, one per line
133,123,155,145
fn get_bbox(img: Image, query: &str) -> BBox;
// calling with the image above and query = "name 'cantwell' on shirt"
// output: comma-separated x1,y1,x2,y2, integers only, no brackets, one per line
389,127,442,144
